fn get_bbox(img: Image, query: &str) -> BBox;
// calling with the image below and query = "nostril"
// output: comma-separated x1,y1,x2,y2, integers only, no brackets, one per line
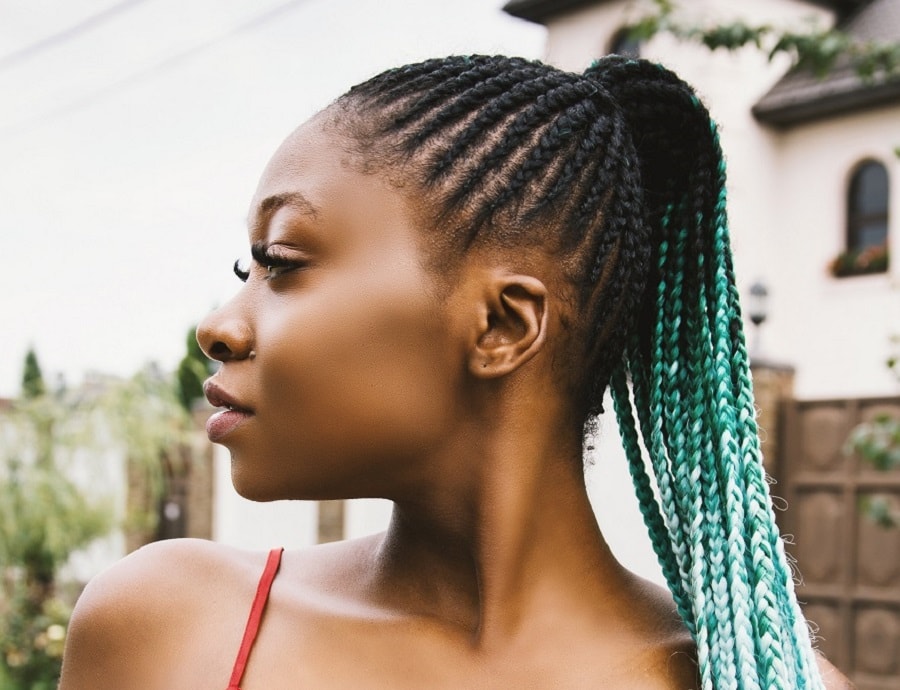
209,341,233,360
196,310,252,363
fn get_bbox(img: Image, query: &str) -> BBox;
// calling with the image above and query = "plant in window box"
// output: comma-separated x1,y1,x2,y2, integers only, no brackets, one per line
828,243,889,277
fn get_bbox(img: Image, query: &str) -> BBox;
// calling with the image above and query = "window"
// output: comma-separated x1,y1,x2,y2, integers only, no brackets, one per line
832,160,889,277
609,28,640,58
848,161,889,251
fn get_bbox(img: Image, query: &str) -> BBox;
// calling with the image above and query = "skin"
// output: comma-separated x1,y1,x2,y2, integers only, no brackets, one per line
59,114,853,690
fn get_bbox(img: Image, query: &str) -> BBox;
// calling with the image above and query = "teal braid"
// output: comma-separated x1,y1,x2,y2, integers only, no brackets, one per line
715,159,821,686
663,218,722,690
606,64,826,690
688,249,739,690
609,367,692,628
682,240,736,690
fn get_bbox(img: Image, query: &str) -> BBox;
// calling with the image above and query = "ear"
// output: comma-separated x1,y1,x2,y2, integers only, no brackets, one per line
469,273,548,379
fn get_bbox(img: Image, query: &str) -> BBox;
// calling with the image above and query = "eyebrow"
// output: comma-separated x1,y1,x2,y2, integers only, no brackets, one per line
249,191,319,234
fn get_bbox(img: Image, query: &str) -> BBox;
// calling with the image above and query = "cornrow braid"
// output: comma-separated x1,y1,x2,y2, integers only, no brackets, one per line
334,54,824,689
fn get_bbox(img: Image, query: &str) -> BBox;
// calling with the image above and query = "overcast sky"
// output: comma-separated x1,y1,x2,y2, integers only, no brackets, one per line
0,0,546,397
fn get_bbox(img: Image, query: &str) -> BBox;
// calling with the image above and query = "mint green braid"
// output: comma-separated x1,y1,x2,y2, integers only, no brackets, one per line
607,91,824,689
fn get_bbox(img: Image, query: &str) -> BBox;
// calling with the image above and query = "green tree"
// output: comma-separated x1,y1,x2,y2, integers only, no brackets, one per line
20,349,45,401
846,413,900,527
0,354,191,689
175,326,214,412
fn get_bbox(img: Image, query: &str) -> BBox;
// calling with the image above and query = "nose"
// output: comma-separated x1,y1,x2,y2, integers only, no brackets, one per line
196,303,254,364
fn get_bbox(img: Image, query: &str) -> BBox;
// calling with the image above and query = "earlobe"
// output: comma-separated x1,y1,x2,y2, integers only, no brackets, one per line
468,275,548,379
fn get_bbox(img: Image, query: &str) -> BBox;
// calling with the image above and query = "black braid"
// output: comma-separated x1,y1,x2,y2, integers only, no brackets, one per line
583,58,724,361
425,73,579,180
392,62,543,136
352,56,492,104
447,80,600,218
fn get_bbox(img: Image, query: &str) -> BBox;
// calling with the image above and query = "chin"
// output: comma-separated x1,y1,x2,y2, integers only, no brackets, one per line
230,465,289,502
232,482,285,502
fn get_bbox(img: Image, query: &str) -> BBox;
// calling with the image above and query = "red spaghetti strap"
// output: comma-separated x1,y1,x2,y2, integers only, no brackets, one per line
227,548,284,690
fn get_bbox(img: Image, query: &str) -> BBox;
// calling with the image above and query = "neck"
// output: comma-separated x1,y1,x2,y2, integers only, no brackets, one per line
369,404,627,647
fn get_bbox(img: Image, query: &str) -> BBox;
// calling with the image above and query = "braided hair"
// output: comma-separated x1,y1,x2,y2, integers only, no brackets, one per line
330,55,824,690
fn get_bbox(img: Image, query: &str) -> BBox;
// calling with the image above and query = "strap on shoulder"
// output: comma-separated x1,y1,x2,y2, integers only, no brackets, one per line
227,548,284,690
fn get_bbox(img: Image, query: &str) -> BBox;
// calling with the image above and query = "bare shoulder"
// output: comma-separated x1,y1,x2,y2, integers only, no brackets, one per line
632,627,699,690
58,538,265,690
612,573,856,690
611,572,700,689
817,653,856,689
633,643,853,690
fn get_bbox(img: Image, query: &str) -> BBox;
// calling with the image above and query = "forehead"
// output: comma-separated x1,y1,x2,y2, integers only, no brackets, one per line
249,115,425,250
252,114,351,214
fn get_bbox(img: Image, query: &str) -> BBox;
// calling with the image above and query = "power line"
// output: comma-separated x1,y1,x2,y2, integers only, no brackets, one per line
0,0,312,135
0,0,153,72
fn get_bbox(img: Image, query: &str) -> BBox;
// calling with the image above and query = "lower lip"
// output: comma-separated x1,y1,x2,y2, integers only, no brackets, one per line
206,409,253,442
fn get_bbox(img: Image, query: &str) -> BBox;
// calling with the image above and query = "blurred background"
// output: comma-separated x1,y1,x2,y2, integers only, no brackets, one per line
1,0,898,688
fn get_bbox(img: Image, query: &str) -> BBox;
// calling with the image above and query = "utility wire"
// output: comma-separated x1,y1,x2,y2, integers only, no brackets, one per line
0,0,153,72
0,0,311,135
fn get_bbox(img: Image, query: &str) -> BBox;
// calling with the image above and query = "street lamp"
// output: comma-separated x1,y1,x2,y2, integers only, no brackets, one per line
747,280,769,357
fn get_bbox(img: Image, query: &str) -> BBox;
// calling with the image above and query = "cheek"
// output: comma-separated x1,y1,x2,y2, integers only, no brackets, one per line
256,273,459,461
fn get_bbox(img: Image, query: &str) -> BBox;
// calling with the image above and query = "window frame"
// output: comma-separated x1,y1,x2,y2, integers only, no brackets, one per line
832,158,890,278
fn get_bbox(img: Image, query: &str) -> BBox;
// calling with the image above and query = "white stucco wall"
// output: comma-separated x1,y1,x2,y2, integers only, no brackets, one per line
59,445,127,583
763,107,900,399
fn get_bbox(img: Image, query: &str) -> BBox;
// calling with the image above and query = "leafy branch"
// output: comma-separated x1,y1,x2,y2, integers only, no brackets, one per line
845,414,900,528
628,0,900,79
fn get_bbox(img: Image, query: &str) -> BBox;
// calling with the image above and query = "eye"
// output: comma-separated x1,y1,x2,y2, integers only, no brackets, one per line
250,242,308,281
262,263,298,279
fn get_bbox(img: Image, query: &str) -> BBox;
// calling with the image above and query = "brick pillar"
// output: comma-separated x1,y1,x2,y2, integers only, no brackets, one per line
187,406,215,540
749,358,795,481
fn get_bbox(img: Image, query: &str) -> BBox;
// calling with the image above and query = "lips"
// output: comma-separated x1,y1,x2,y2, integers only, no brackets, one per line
204,380,253,412
203,380,254,442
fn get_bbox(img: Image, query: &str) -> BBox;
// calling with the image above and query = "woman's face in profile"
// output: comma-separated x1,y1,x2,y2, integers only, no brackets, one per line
198,115,467,502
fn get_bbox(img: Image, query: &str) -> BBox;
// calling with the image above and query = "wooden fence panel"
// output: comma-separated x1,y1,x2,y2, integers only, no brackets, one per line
779,397,900,689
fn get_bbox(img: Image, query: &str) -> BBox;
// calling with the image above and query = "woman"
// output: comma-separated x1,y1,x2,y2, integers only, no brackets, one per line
59,55,852,689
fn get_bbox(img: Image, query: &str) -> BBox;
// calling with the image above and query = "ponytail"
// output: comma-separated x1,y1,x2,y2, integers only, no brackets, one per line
340,53,825,689
593,57,824,690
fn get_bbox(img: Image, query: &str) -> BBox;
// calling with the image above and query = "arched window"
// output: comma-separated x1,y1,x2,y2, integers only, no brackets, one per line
609,28,640,58
833,160,889,276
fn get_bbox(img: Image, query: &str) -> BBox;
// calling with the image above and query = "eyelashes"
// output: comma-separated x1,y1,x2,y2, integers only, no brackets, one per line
233,259,250,283
233,243,307,283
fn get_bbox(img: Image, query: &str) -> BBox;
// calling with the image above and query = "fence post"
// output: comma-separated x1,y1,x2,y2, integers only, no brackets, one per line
750,358,795,481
